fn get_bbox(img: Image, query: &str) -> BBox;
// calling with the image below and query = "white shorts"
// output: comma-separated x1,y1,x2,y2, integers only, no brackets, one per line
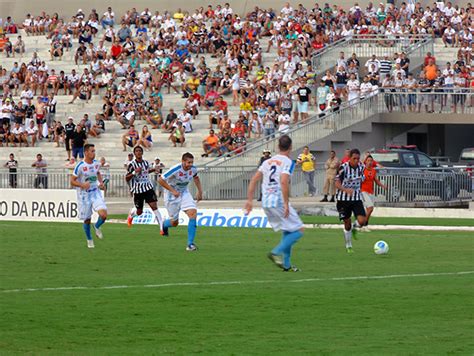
165,190,196,221
361,192,375,208
77,188,107,220
263,205,303,232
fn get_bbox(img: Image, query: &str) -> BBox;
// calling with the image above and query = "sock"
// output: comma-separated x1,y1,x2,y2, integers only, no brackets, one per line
83,223,92,241
153,209,163,230
129,207,137,217
281,231,303,269
163,219,172,229
95,217,105,229
187,218,197,245
353,220,361,229
272,231,289,256
344,228,352,248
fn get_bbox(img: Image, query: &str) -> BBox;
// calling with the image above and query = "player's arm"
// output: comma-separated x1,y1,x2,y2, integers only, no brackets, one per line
157,177,180,197
335,168,353,195
193,176,203,202
244,170,263,214
374,176,387,190
70,174,89,190
97,170,105,190
281,172,290,218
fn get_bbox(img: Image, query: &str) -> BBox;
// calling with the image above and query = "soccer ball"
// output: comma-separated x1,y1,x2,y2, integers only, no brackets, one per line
374,240,389,255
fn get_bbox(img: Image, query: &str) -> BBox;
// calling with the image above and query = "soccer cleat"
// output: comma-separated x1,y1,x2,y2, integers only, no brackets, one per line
127,215,133,228
186,243,198,251
352,228,358,240
346,247,354,254
267,253,284,269
283,266,300,272
87,239,95,249
93,225,103,239
161,225,169,236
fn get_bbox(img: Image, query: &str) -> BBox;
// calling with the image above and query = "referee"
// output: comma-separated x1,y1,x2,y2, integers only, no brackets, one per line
126,146,167,233
335,148,367,253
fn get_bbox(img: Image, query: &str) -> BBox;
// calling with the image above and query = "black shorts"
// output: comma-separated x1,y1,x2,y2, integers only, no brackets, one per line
336,200,366,221
133,189,157,211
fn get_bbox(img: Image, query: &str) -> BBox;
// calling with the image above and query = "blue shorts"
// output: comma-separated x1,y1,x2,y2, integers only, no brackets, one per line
72,147,84,159
298,101,309,113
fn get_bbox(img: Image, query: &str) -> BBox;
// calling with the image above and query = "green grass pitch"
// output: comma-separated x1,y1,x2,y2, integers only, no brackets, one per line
1,221,473,354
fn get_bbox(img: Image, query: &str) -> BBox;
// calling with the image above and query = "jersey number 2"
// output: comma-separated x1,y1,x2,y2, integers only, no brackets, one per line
269,165,277,183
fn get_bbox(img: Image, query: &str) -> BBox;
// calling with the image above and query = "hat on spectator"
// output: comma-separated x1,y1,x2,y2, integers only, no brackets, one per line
154,157,160,161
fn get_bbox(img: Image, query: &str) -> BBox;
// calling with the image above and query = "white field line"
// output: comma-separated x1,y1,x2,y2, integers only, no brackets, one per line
2,271,473,294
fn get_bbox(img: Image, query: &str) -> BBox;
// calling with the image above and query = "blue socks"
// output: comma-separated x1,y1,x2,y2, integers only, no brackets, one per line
163,219,172,229
83,223,92,241
272,230,303,269
95,217,106,229
187,218,197,246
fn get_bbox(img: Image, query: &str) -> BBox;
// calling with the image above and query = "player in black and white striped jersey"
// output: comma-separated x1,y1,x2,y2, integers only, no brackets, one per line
334,148,368,253
125,146,174,234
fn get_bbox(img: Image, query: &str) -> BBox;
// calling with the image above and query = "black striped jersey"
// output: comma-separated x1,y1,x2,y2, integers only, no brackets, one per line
127,159,155,194
335,162,365,201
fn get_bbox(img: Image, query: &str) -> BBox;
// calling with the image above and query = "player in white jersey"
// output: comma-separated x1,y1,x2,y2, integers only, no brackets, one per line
70,144,107,248
158,152,203,251
245,135,304,271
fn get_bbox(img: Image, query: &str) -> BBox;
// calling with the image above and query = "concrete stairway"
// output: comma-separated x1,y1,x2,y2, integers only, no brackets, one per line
0,29,290,169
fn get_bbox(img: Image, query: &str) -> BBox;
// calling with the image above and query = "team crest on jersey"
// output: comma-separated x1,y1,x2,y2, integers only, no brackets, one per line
179,172,184,177
83,167,88,172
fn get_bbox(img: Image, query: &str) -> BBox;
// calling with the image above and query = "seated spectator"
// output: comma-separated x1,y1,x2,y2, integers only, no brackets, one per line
136,125,153,150
25,120,38,146
201,129,220,157
10,122,27,147
169,121,185,147
121,124,139,151
233,130,247,154
89,114,105,137
163,108,177,132
177,109,192,133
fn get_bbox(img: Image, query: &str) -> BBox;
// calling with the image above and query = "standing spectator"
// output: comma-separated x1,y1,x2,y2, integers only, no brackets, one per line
297,80,311,123
99,157,111,196
257,149,272,201
32,153,48,189
64,117,75,161
4,153,18,188
70,124,87,159
152,157,165,198
321,150,340,202
297,146,316,197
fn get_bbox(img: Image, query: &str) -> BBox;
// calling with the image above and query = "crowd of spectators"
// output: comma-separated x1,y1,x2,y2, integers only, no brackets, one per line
0,1,472,162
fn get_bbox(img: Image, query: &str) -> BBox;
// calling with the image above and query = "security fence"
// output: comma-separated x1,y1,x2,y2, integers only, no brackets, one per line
2,167,472,207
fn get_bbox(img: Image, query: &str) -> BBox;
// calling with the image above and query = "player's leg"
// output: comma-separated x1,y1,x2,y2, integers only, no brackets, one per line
361,192,374,231
127,193,144,227
280,207,304,270
147,191,164,234
91,190,107,239
79,194,94,248
337,201,354,253
184,209,198,251
182,192,198,250
162,197,181,236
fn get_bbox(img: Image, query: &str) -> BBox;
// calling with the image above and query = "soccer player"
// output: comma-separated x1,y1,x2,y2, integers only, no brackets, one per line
126,146,164,232
158,152,203,251
360,155,387,231
335,148,367,253
70,144,107,248
245,135,304,271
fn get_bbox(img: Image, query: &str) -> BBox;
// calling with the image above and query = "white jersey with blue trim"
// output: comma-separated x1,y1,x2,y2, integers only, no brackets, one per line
258,154,295,208
162,163,198,194
73,160,101,193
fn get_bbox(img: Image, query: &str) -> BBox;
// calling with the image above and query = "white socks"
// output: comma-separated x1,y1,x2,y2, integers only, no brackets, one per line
344,229,352,248
153,209,163,230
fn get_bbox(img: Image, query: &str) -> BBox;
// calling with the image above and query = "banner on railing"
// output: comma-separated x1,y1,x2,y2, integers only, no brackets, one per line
133,208,270,228
0,189,90,222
